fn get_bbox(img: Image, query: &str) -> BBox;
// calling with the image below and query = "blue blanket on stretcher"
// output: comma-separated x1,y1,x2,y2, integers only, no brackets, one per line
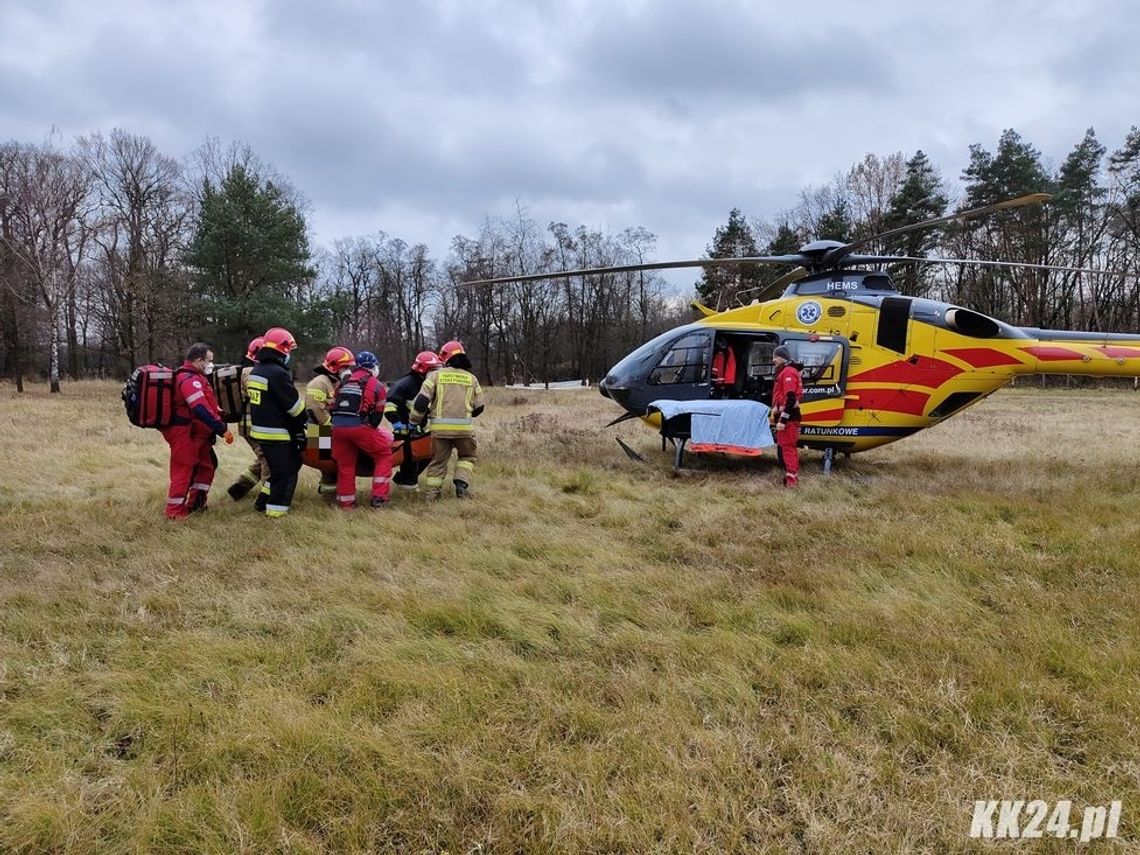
648,399,774,452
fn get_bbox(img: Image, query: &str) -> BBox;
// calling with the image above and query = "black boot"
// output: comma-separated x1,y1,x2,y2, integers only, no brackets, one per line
454,480,472,500
227,479,253,500
254,491,268,512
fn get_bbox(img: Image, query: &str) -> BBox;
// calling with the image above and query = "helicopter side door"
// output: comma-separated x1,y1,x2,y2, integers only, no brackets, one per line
779,335,850,427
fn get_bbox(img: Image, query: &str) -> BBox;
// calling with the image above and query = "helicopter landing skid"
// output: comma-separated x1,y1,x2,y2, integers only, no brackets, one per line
822,446,835,475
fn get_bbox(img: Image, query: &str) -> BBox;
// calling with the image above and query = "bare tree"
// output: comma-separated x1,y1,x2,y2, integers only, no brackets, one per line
0,140,92,392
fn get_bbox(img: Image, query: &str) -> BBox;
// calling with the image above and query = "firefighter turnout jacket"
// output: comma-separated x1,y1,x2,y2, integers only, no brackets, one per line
410,366,485,437
305,369,340,425
248,351,306,442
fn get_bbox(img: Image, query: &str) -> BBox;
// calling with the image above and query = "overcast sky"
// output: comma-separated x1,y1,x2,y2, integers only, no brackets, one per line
2,0,1137,289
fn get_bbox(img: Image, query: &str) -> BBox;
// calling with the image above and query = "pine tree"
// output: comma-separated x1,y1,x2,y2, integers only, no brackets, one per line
183,165,321,357
957,130,1055,325
815,198,853,242
883,150,948,296
695,208,763,308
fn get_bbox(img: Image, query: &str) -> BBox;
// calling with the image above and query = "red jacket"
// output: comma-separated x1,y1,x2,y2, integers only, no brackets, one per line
773,363,803,423
174,362,227,437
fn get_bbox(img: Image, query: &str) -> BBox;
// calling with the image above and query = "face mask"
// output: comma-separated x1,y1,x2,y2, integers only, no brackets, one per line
283,353,292,367
203,361,215,375
369,366,379,378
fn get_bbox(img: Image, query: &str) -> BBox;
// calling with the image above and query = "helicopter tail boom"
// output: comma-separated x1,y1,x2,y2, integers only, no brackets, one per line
1013,331,1140,378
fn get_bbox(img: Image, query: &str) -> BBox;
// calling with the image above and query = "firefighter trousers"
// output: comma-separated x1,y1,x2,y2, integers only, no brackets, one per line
775,422,800,487
260,439,302,517
161,426,217,518
424,435,477,493
238,434,270,485
332,424,392,507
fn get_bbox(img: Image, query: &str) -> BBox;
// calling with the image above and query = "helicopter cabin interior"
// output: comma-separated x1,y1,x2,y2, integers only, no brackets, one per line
647,331,848,408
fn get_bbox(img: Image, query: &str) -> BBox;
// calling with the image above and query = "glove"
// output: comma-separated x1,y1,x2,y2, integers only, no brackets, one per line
391,421,407,433
223,430,234,445
775,421,785,432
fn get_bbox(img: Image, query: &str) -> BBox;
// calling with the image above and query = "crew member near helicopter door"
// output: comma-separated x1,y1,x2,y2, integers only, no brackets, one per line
247,327,307,518
771,345,803,487
227,335,270,507
410,340,485,500
711,340,737,393
161,342,234,519
330,351,393,509
306,346,355,497
385,350,443,488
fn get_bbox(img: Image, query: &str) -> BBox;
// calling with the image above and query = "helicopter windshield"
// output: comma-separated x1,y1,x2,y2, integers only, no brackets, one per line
648,332,711,385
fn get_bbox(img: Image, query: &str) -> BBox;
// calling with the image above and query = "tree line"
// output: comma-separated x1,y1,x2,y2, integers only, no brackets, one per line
2,126,1139,392
700,129,1140,332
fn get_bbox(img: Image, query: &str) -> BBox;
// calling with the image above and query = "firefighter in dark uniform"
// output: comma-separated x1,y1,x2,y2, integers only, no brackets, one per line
247,327,307,517
227,335,270,505
771,344,804,487
385,349,443,488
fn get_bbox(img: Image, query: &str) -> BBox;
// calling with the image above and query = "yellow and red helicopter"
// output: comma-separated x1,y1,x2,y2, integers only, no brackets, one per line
470,194,1140,471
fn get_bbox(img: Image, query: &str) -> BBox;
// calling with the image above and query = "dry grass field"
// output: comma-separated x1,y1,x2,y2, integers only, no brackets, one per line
1,380,1139,852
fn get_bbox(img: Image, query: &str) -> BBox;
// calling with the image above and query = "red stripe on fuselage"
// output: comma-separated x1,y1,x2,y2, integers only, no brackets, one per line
943,347,1024,368
801,407,845,423
1021,345,1085,361
849,356,962,388
846,387,930,416
1096,345,1140,359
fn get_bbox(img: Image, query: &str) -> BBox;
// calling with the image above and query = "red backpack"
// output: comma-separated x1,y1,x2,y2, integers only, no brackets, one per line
122,365,183,428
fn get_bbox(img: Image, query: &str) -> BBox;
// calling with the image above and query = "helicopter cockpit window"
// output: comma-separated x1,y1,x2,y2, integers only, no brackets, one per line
786,340,841,384
648,333,710,385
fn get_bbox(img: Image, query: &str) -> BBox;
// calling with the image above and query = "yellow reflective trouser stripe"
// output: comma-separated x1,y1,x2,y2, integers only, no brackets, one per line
250,426,291,440
424,476,445,487
456,460,474,471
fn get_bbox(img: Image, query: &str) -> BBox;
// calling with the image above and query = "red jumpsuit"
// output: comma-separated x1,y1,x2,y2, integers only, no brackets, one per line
773,363,804,487
160,363,228,518
331,369,393,508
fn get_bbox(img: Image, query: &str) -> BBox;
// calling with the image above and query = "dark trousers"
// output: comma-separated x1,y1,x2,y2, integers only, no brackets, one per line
260,440,302,516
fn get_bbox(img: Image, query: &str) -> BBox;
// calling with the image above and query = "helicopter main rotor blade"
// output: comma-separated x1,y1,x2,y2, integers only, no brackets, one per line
462,255,805,287
735,265,808,305
854,255,1134,277
824,192,1053,267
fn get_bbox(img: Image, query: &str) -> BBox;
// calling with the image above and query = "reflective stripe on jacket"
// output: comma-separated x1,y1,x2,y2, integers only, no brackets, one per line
249,356,305,442
410,367,484,437
305,372,338,425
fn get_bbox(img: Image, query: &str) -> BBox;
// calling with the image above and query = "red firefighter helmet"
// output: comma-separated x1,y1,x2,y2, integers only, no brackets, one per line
262,327,297,354
438,340,465,362
245,335,265,360
412,350,443,374
322,346,355,373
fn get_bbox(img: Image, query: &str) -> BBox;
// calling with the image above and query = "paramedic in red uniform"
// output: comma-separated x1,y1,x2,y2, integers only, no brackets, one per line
330,351,393,509
161,342,233,518
771,345,803,487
